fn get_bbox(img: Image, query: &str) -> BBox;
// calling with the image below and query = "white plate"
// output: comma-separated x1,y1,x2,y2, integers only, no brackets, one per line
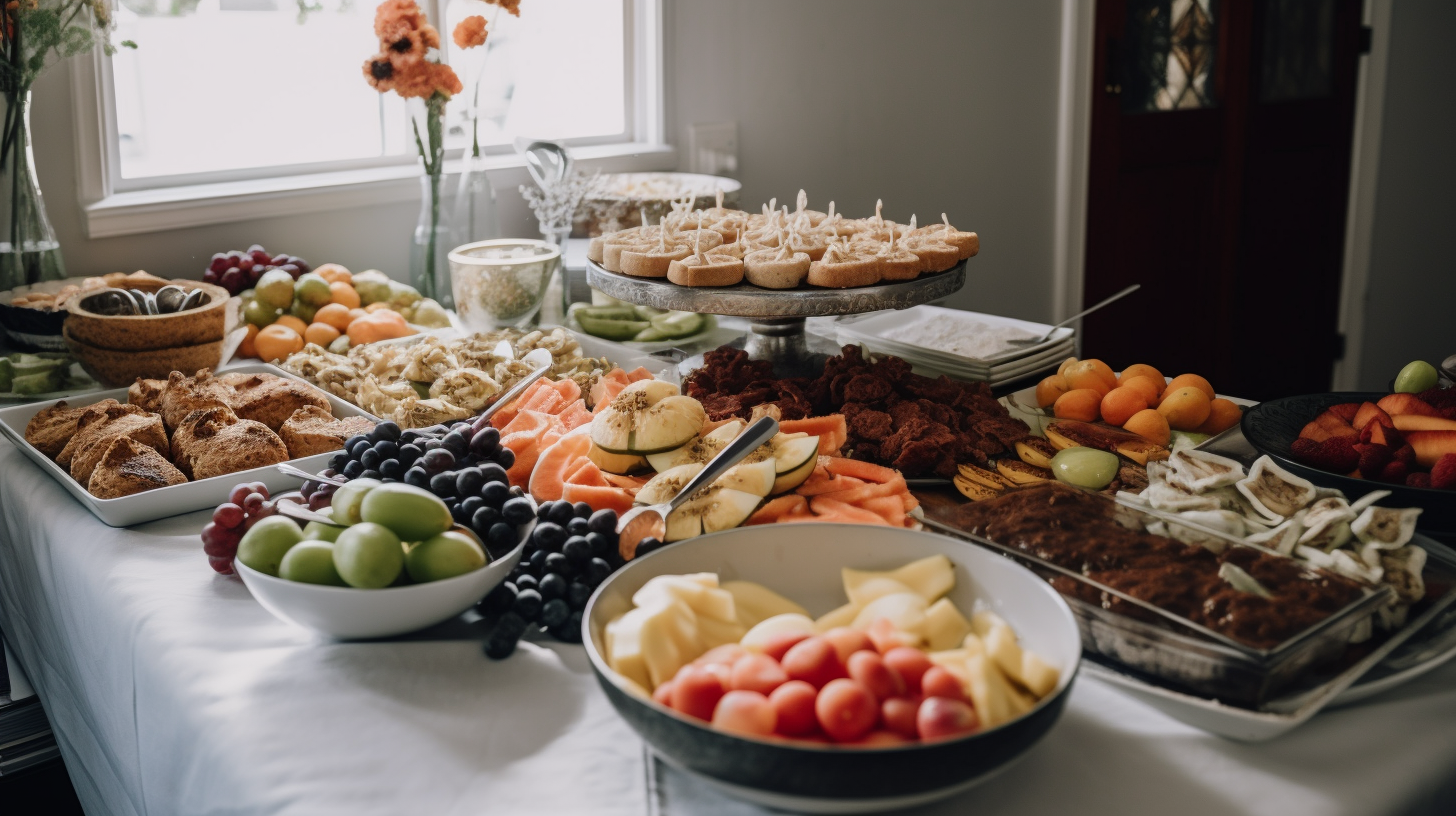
836,327,1075,377
0,363,376,527
1001,379,1257,437
837,306,1075,367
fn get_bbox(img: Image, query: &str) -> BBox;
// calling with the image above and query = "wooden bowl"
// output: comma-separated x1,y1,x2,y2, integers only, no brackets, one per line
66,279,230,351
63,325,225,387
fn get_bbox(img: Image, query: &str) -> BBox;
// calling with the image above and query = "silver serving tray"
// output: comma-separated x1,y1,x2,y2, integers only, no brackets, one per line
920,484,1399,707
0,363,374,527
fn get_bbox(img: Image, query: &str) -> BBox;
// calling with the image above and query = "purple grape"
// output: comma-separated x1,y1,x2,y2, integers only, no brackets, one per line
213,502,245,529
201,522,240,557
287,256,311,275
278,263,301,280
237,256,255,273
308,491,333,512
219,268,245,293
271,253,290,266
421,448,455,474
251,249,273,266
209,253,231,274
242,493,265,514
203,268,221,285
229,484,254,506
247,265,266,285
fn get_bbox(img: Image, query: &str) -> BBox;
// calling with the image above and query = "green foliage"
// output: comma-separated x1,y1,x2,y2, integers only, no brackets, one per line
2,1,134,93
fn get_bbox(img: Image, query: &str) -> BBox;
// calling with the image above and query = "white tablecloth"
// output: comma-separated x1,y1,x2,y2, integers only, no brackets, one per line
3,436,1456,816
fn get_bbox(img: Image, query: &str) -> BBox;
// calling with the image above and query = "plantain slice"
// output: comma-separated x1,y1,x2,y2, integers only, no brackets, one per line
996,459,1054,485
954,475,1004,502
1016,437,1058,469
957,463,1015,491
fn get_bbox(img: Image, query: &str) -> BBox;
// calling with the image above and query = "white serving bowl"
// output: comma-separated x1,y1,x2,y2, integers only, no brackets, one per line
237,517,533,640
583,523,1082,814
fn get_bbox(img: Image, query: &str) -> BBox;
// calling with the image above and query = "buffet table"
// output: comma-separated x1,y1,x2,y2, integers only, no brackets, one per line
3,432,1456,816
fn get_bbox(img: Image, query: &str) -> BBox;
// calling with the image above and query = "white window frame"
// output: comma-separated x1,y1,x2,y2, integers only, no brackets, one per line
72,0,672,239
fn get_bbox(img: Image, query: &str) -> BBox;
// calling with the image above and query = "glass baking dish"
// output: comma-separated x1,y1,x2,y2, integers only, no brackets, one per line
919,482,1397,706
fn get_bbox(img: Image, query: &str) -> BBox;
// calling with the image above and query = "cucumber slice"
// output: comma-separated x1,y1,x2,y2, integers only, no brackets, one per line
633,305,669,320
576,305,641,321
577,313,651,341
0,358,13,391
11,368,64,395
8,354,62,377
650,311,705,338
632,326,671,342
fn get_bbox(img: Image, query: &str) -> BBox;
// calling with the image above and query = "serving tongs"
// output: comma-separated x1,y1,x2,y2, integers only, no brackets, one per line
616,416,779,559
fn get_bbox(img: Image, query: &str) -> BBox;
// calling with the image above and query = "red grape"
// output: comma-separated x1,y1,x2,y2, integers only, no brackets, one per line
252,500,278,519
228,484,253,506
201,522,240,557
237,257,255,273
308,491,332,512
270,253,290,266
212,502,245,529
208,253,230,274
242,493,265,514
219,268,245,293
251,249,273,266
203,268,220,284
208,555,235,575
248,482,269,498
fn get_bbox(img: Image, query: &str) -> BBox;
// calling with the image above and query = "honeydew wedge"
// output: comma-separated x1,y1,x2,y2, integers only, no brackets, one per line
646,421,744,472
770,433,821,494
716,458,779,498
636,464,765,542
592,380,707,455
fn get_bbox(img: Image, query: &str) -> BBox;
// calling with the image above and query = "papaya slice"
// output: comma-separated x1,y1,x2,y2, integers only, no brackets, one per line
746,495,808,525
780,415,848,456
809,497,892,526
529,433,594,503
562,483,635,515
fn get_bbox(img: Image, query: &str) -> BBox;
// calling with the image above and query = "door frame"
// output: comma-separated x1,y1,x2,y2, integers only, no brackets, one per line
1051,0,1391,390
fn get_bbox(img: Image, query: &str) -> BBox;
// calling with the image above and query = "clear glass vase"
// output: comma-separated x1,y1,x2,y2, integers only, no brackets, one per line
1,89,65,290
410,169,453,309
451,152,499,250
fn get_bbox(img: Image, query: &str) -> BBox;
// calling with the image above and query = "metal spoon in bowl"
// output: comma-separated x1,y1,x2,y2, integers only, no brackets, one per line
616,416,780,559
1007,283,1142,346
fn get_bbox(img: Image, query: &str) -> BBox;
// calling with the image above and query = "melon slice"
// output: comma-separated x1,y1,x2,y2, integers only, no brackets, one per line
636,463,764,541
592,380,706,455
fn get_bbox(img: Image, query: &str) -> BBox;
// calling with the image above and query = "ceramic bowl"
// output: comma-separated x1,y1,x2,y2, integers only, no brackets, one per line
1242,392,1455,541
237,515,533,640
63,326,225,387
66,279,230,351
582,524,1081,814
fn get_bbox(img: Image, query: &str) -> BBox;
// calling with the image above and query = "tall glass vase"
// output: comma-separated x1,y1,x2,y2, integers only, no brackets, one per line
1,89,64,290
407,96,452,309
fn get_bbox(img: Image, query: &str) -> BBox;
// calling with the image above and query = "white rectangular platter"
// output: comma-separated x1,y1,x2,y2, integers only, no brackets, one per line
837,305,1076,369
0,363,376,528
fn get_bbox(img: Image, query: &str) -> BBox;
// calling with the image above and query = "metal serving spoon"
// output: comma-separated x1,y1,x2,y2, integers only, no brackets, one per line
1007,283,1142,346
616,416,780,559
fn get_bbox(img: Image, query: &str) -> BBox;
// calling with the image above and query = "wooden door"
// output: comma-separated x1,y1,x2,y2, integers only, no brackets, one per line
1082,0,1364,401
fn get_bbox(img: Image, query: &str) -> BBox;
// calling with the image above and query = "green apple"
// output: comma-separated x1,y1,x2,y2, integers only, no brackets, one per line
333,522,404,588
1394,360,1438,394
331,478,382,526
279,541,347,586
236,516,304,577
302,521,346,542
405,531,487,583
255,269,296,309
360,483,453,542
294,273,333,307
243,298,282,328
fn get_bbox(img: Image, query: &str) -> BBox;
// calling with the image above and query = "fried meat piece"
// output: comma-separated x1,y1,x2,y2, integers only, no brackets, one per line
278,405,375,458
127,378,168,413
172,407,290,480
25,400,100,459
58,402,170,484
159,369,234,431
226,374,331,431
87,436,187,499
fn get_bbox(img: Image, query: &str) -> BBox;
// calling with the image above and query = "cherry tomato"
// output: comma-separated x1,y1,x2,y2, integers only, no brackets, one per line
847,651,905,701
920,665,969,704
758,632,812,662
671,665,726,721
782,637,848,689
694,644,749,668
652,680,675,707
883,647,934,695
823,627,876,663
917,696,979,741
815,678,878,743
730,653,789,696
768,680,819,737
712,690,776,737
881,696,922,739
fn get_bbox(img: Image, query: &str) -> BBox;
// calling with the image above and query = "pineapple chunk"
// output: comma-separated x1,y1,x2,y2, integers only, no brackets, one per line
843,576,916,607
723,580,810,630
984,620,1025,686
815,601,862,632
633,574,737,623
851,591,929,633
1021,652,1061,698
842,555,954,605
919,598,974,651
741,613,817,652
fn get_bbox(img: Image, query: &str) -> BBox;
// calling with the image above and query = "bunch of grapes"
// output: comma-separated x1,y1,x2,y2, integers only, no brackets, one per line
204,244,311,295
202,482,278,574
477,501,628,659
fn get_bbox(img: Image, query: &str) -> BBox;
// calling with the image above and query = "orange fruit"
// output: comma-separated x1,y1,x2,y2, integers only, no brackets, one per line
1057,356,1079,378
1158,386,1212,431
1035,374,1068,408
238,323,260,359
1100,386,1149,427
314,263,353,285
1120,375,1163,406
329,281,361,309
1195,398,1243,435
314,303,354,332
1119,363,1165,387
1162,373,1215,402
1053,389,1103,422
254,324,304,363
365,302,394,313
1065,362,1114,397
273,315,308,335
347,308,367,324
1123,408,1171,446
304,322,341,347
1081,359,1119,389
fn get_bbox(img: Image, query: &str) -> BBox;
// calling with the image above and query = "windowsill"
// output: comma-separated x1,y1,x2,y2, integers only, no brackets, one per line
83,142,677,239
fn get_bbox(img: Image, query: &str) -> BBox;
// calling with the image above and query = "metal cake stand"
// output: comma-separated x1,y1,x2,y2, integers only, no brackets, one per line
584,259,968,377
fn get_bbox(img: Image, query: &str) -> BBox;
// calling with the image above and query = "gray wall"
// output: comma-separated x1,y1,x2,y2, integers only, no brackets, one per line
1356,0,1456,389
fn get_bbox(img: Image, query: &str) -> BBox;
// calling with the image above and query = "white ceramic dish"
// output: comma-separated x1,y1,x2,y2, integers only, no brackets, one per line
1001,379,1257,440
837,328,1074,376
583,524,1082,813
836,306,1075,367
0,363,376,527
236,514,532,640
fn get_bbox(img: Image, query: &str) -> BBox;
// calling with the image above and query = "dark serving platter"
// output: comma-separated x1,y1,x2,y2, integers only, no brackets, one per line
1241,392,1455,540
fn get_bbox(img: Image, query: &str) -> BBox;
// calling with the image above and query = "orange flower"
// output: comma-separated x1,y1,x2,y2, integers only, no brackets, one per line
489,0,522,17
364,0,459,99
453,15,487,49
373,0,441,54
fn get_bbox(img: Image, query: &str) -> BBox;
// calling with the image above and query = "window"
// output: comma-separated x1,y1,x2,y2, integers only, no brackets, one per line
110,0,630,185
77,0,668,236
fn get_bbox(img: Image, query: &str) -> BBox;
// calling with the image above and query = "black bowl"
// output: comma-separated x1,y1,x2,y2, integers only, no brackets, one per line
1241,392,1455,540
583,524,1081,813
0,300,68,351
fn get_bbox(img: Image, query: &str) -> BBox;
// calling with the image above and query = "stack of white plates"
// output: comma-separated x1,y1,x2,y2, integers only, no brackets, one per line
836,306,1074,386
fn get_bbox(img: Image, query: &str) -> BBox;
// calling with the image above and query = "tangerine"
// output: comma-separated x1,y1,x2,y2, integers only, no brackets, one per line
1123,409,1171,446
1065,362,1114,396
314,303,354,332
329,281,361,309
1100,386,1149,427
1162,373,1215,402
1158,386,1212,431
1120,375,1163,406
304,322,341,347
254,324,304,363
1195,398,1243,435
238,323,259,359
273,315,308,335
1035,374,1069,408
1053,389,1103,422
